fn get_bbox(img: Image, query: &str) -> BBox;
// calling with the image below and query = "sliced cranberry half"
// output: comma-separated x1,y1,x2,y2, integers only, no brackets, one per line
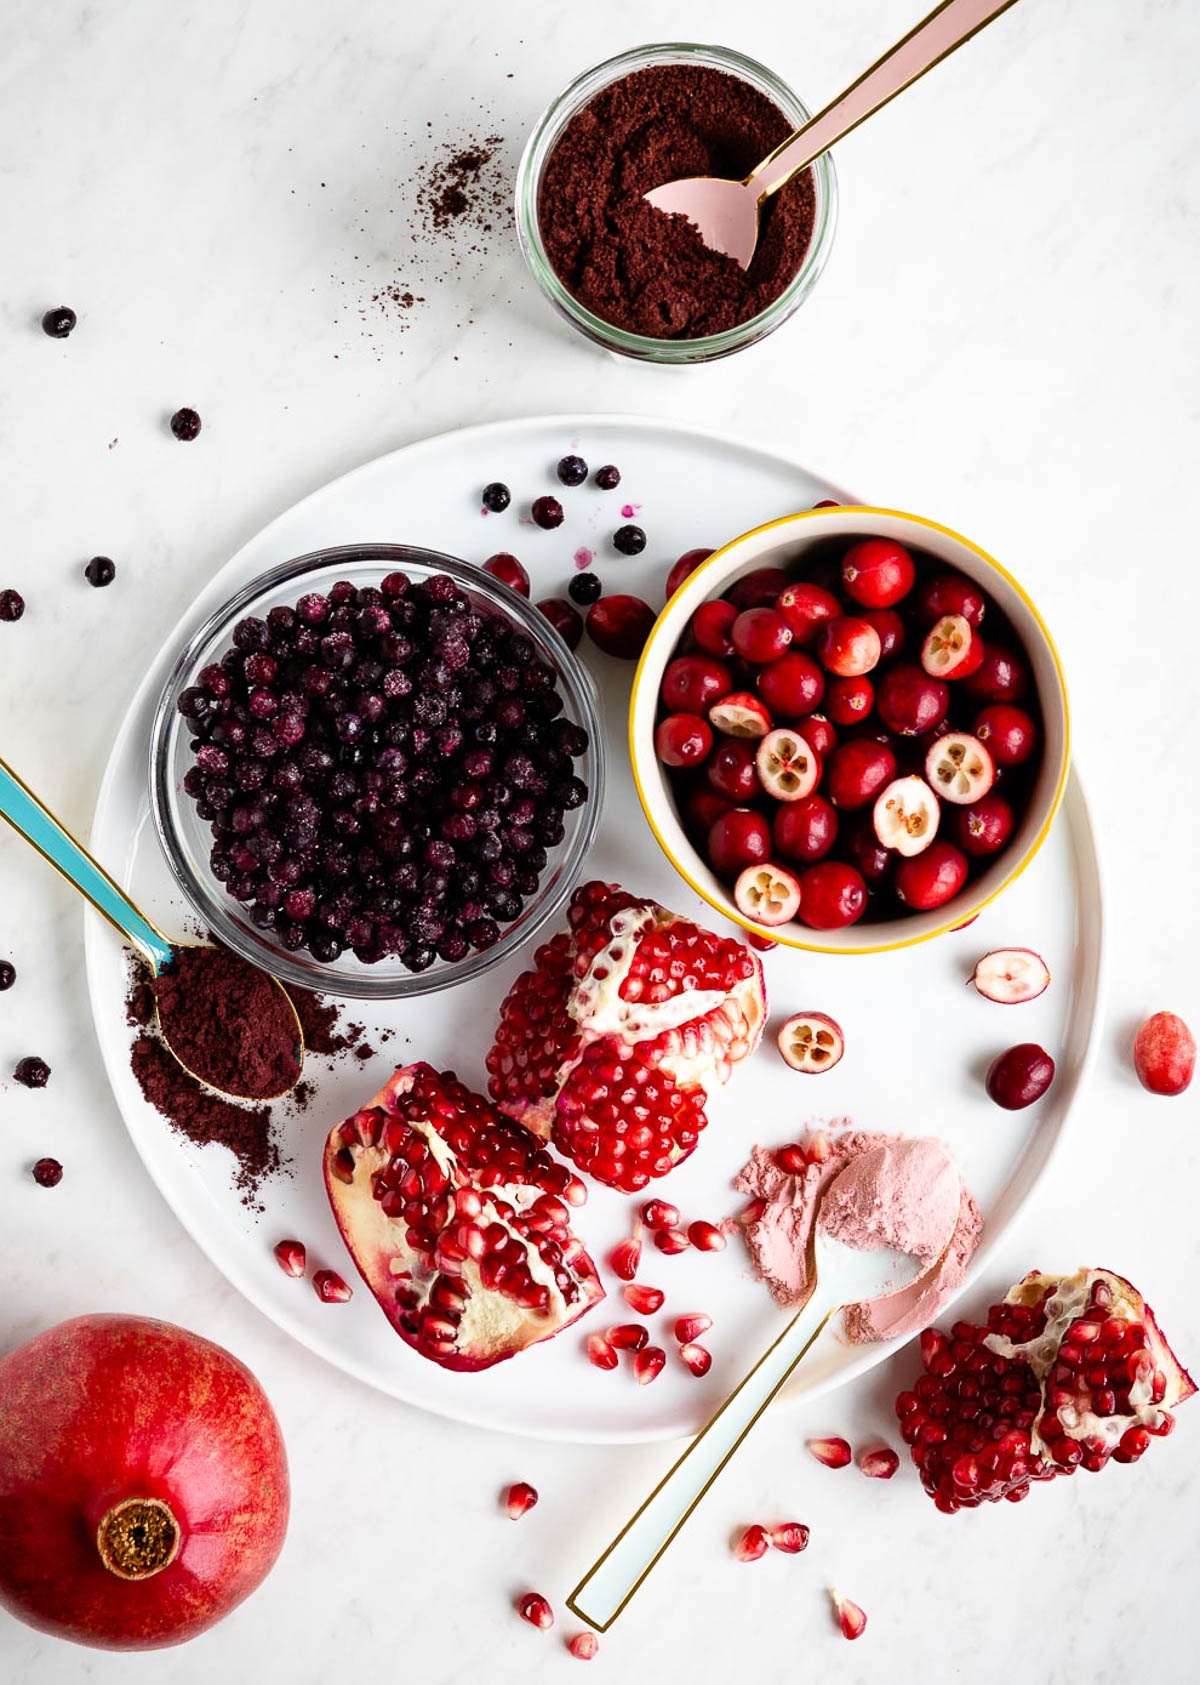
841,538,915,609
755,729,820,803
796,862,867,929
925,732,995,805
661,655,732,715
775,581,841,646
707,808,771,876
921,615,983,680
777,1010,844,1073
734,862,802,926
655,714,713,768
894,841,968,911
709,691,771,738
817,616,881,677
873,776,940,857
971,949,1051,1004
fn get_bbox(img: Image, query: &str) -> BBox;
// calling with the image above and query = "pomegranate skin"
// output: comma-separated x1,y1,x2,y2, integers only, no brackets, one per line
0,1315,288,1651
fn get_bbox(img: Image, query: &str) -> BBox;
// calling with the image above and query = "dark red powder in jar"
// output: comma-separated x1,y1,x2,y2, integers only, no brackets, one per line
150,945,300,1101
537,64,817,340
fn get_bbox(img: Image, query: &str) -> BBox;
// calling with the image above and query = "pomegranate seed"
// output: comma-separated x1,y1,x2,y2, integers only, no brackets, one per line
641,1199,679,1231
679,1342,712,1376
567,1632,599,1660
586,1333,618,1371
808,1436,852,1469
609,1232,642,1281
736,1197,766,1226
623,1283,664,1314
774,1143,807,1173
654,1228,691,1255
634,1346,666,1385
518,1592,554,1631
860,1447,900,1480
505,1481,538,1519
733,1524,770,1561
687,1219,726,1252
312,1269,351,1302
608,1323,649,1351
770,1521,810,1553
273,1238,306,1278
832,1590,867,1640
674,1312,713,1343
919,1327,948,1367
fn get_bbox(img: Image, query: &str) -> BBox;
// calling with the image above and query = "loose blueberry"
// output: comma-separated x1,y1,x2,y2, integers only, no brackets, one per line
482,481,511,513
0,590,25,622
31,1157,63,1187
556,455,588,488
13,1056,50,1089
594,464,621,490
84,556,116,588
170,407,202,441
41,307,76,338
0,960,14,990
531,496,564,530
612,524,646,556
568,572,602,606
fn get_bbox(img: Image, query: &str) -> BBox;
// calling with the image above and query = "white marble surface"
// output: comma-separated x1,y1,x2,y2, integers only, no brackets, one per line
2,0,1198,1679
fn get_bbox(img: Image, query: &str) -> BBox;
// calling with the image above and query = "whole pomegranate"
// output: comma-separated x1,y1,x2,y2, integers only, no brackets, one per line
0,1315,288,1650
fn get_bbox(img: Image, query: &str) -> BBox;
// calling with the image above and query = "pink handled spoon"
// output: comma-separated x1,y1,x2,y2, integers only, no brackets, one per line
645,0,1022,270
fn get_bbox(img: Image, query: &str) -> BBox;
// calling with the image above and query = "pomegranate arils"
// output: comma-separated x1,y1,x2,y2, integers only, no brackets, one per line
568,1632,599,1660
687,1219,726,1252
808,1436,852,1469
733,1523,770,1561
654,1227,692,1255
634,1346,666,1385
608,1322,649,1351
859,1447,900,1479
273,1239,307,1278
1134,1012,1195,1096
586,1333,619,1370
832,1591,867,1641
770,1521,810,1553
518,1592,554,1630
777,1010,844,1074
312,1269,351,1303
774,1142,807,1173
972,949,1051,1005
623,1283,664,1314
642,1199,680,1231
505,1481,539,1519
609,1233,642,1281
679,1341,712,1376
674,1313,713,1343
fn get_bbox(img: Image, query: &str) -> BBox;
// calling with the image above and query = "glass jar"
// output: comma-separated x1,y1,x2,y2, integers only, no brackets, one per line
515,42,838,365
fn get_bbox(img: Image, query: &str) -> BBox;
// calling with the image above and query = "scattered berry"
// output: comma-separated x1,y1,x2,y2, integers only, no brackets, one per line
673,1313,713,1343
633,1346,666,1385
607,1323,649,1351
0,590,26,622
481,482,511,513
733,1524,770,1561
518,1592,554,1631
567,1631,599,1659
169,407,202,441
586,1333,618,1371
641,1200,679,1231
84,556,116,588
273,1239,306,1277
586,594,655,659
537,596,583,649
687,1219,726,1252
13,1057,50,1089
569,572,602,606
505,1481,539,1519
531,496,564,530
678,1342,711,1376
769,1521,809,1552
859,1447,900,1479
623,1283,664,1314
41,306,76,338
612,524,646,556
556,454,588,486
482,553,530,596
832,1590,867,1640
312,1269,352,1302
31,1158,63,1188
1134,1012,1195,1096
609,1233,642,1281
807,1436,852,1469
653,1227,691,1256
593,464,620,490
970,948,1051,1004
0,961,14,990
776,1011,844,1074
985,1043,1055,1109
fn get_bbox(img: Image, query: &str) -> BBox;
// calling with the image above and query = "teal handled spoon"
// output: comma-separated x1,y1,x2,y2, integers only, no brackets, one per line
0,752,304,1102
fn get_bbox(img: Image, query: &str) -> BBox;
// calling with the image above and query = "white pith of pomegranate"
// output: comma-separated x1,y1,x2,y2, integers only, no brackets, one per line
734,862,802,927
920,614,982,680
971,948,1051,1004
486,880,766,1193
897,1267,1195,1511
872,775,940,857
708,691,772,738
924,732,995,804
755,729,820,802
776,1010,844,1073
323,1064,602,1371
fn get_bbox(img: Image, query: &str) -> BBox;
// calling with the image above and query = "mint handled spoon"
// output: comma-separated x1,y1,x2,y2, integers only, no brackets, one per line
0,753,303,1102
645,0,1022,270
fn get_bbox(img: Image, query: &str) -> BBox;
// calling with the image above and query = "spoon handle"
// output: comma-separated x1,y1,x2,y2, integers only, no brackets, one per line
568,1293,833,1632
0,755,175,971
751,0,1021,199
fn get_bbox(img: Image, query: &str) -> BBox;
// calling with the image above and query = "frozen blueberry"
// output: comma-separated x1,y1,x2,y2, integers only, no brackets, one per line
0,590,25,622
568,572,601,605
0,960,14,990
612,524,646,556
481,481,511,513
531,496,564,530
32,1158,63,1188
14,1056,50,1089
170,407,202,441
556,454,588,487
594,464,621,490
84,556,116,588
41,307,76,339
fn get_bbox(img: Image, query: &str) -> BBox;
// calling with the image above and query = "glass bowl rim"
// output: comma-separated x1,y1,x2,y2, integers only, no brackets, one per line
148,542,605,1000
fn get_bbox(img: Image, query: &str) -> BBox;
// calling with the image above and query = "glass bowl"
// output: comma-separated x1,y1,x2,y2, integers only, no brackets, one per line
515,42,838,365
149,544,604,1001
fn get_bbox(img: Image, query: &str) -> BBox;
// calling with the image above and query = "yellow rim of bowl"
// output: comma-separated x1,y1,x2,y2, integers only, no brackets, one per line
627,506,1072,955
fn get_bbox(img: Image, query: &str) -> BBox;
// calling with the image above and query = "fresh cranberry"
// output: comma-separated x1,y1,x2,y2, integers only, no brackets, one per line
612,524,646,555
773,794,838,862
841,538,915,609
13,1056,50,1088
661,655,732,714
775,581,841,645
536,598,582,649
916,572,987,628
861,608,905,660
84,556,116,588
986,1043,1055,1109
568,572,601,605
482,553,529,597
824,673,874,726
41,306,77,338
708,808,771,875
953,793,1014,856
586,595,655,658
796,862,867,929
845,813,893,882
665,548,714,598
756,650,824,718
170,407,202,441
481,482,511,512
731,607,792,664
817,616,881,677
794,713,837,758
876,663,949,736
691,598,738,658
973,703,1037,766
707,739,759,801
1134,1012,1196,1096
0,589,26,622
556,454,588,486
964,644,1029,704
894,841,968,910
531,496,564,529
655,714,713,768
594,464,621,490
728,568,791,609
685,786,732,835
825,740,897,810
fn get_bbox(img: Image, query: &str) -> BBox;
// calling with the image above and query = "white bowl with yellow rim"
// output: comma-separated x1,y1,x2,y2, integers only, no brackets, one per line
628,506,1070,955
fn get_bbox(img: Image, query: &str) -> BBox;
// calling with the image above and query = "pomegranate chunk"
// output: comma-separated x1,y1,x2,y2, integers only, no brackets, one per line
832,1590,867,1640
505,1481,538,1519
808,1436,852,1469
323,1065,602,1371
896,1268,1195,1511
486,880,766,1192
733,1523,770,1561
518,1592,554,1630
